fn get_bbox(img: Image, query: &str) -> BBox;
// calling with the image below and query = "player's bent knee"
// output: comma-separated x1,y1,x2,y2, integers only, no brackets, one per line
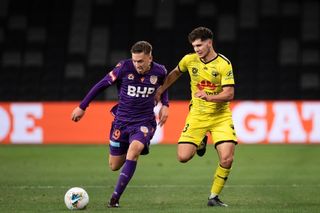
177,153,193,163
109,164,119,171
177,143,196,163
178,158,189,163
109,162,122,171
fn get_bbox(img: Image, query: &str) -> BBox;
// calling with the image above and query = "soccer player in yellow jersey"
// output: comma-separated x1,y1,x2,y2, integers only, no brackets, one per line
155,27,237,207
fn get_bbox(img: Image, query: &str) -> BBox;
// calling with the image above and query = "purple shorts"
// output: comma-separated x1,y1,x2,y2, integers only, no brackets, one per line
109,120,157,156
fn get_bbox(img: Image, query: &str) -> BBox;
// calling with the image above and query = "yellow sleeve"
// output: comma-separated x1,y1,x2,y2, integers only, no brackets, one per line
221,62,235,86
178,55,189,73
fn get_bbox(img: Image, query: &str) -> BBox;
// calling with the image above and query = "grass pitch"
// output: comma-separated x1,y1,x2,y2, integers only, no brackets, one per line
1,144,320,212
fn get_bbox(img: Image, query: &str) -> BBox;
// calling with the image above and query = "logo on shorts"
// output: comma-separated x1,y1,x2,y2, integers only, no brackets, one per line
140,126,149,137
150,75,158,84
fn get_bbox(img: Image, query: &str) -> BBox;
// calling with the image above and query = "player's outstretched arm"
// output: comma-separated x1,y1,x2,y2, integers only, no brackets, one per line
71,106,85,122
155,66,182,103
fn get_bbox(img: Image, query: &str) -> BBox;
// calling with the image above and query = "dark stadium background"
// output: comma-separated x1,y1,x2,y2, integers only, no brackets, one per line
1,0,319,102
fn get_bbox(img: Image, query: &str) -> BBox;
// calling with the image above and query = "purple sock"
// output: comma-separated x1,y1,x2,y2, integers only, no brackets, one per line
112,159,137,200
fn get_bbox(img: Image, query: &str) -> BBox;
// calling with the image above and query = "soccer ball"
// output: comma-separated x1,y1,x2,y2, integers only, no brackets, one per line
64,187,89,210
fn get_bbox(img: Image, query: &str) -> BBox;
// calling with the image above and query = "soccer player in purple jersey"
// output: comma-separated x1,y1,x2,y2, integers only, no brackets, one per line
71,41,169,208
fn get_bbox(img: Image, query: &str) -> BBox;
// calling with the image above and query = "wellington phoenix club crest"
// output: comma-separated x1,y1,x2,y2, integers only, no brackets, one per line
150,75,158,84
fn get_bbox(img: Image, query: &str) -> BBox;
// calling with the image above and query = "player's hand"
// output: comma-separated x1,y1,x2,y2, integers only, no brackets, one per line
71,107,85,122
194,90,209,101
158,105,169,127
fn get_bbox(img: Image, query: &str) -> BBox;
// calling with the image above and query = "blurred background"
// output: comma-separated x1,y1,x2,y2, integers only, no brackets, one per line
0,0,319,102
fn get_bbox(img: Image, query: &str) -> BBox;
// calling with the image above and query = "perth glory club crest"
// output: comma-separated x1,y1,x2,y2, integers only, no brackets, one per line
140,126,149,137
150,75,158,84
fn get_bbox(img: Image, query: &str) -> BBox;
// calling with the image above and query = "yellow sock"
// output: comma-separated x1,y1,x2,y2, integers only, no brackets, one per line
210,164,231,196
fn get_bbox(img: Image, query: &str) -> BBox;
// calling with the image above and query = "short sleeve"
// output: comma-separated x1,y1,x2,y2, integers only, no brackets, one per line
221,62,235,86
178,55,189,73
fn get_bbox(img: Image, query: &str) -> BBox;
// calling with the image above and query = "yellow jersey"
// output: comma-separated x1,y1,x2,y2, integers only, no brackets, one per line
178,53,235,114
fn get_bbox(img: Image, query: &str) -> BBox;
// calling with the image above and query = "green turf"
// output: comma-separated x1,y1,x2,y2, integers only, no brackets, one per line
1,144,320,212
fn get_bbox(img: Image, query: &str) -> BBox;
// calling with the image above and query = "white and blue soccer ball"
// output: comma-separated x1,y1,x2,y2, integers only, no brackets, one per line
64,187,89,210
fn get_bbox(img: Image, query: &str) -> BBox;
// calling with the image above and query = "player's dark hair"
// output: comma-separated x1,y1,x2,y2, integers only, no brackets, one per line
188,27,213,43
131,41,152,55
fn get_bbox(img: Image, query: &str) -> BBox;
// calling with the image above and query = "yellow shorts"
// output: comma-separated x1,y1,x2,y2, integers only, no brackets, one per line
178,109,237,147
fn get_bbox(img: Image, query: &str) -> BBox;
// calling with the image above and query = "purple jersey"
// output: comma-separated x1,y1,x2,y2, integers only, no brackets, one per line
80,59,169,123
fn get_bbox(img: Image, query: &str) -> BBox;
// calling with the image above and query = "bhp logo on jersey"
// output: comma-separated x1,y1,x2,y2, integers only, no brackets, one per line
197,80,216,90
127,85,155,97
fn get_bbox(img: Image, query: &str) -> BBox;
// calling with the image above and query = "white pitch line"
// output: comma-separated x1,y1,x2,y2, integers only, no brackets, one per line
2,184,320,189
